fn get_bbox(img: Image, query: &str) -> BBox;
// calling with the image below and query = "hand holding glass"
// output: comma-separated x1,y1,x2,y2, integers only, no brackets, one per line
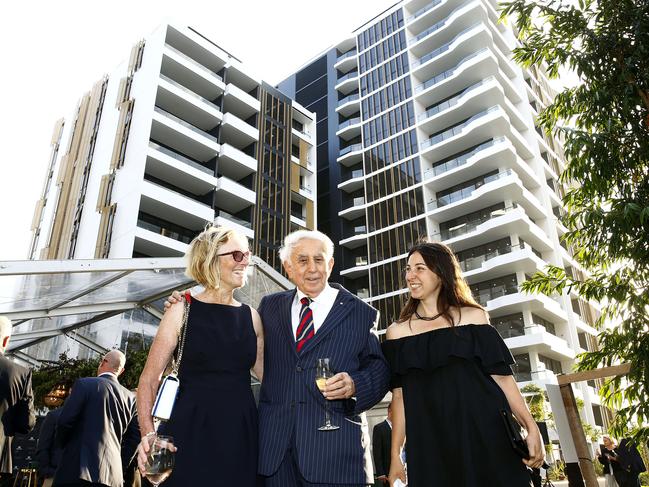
316,358,339,431
143,435,175,486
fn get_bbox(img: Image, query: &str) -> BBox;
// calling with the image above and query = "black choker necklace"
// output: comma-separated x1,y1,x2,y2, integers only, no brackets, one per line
415,310,443,321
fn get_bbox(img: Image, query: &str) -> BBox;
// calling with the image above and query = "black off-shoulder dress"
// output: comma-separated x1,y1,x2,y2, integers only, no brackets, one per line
382,324,532,487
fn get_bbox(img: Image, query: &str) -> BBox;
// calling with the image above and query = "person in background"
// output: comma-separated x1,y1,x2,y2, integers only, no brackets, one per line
35,406,64,487
53,349,139,487
611,437,646,487
383,241,544,487
372,402,393,485
0,316,36,483
597,436,620,487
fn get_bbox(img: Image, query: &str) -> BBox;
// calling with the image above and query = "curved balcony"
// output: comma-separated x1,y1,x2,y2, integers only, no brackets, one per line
335,71,360,95
334,49,358,73
151,107,220,162
408,0,486,59
336,117,362,141
338,169,364,193
339,196,366,220
337,143,363,167
336,93,361,117
505,325,575,361
461,244,546,283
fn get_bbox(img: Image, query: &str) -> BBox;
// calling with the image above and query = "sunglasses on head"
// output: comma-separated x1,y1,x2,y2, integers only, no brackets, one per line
216,250,251,262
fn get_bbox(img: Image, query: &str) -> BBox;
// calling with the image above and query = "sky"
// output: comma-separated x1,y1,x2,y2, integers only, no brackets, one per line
0,0,397,260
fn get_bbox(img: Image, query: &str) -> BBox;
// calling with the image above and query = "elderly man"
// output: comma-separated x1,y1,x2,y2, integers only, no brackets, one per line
0,316,36,481
53,350,139,487
258,230,389,487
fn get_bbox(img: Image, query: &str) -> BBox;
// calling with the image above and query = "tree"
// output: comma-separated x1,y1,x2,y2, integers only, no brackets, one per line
499,0,649,443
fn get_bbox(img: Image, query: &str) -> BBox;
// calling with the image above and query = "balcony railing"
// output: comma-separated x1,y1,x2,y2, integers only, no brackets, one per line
337,93,360,107
459,242,526,272
473,282,519,306
216,210,252,229
336,49,357,63
338,117,361,131
427,169,512,210
415,48,489,93
418,76,494,122
354,225,367,234
137,219,195,244
164,44,223,82
336,71,359,85
423,137,504,179
355,256,369,266
352,196,365,207
154,106,220,144
441,205,517,240
339,143,363,157
159,74,221,110
410,0,474,44
350,169,364,179
149,142,213,175
299,185,313,195
411,23,481,68
407,0,443,22
421,106,499,150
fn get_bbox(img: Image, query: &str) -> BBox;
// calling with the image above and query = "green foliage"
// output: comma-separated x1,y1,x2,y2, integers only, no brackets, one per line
32,349,150,409
521,383,547,421
547,460,566,481
500,0,649,443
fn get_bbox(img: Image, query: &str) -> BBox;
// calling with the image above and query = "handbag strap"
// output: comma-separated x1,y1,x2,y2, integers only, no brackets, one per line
171,291,192,376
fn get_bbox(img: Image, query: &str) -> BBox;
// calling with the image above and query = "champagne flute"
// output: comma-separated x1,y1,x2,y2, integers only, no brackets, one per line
143,435,175,486
316,358,339,431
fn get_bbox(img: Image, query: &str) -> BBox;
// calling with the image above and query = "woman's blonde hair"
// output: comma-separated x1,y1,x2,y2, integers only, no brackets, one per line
185,226,245,289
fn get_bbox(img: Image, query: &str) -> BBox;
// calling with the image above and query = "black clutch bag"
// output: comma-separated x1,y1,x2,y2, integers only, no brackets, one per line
500,409,529,459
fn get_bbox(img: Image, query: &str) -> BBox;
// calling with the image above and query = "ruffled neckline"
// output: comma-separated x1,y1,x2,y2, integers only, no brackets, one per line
382,324,514,377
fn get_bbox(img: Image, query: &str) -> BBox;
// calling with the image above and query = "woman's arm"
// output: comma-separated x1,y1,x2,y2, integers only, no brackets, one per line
136,301,183,436
491,374,545,468
388,387,407,485
250,307,264,382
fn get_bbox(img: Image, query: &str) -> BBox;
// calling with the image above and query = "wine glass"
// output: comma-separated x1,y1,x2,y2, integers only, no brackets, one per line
143,435,175,486
316,358,339,431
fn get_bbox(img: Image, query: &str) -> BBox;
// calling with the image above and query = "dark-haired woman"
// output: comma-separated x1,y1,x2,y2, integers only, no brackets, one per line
383,241,544,486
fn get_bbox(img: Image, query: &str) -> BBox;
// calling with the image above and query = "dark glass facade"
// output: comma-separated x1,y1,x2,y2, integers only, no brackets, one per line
254,86,292,272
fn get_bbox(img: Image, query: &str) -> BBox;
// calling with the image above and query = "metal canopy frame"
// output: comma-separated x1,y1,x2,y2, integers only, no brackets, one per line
0,256,292,365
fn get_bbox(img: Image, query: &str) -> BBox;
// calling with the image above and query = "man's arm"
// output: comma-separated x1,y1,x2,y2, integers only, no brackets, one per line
10,369,36,435
346,310,390,414
55,379,87,447
121,401,141,474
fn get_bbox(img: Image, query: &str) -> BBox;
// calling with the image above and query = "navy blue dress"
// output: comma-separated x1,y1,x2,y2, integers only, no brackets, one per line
382,324,532,487
159,300,260,486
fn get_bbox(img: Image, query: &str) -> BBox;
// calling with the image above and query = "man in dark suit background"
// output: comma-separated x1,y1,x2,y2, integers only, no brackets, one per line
372,402,393,485
612,437,646,487
0,316,36,482
36,407,64,487
257,230,390,487
53,349,139,487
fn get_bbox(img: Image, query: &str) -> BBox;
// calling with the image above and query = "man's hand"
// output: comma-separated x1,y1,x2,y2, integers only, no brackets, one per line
163,290,184,312
323,372,355,400
376,475,388,484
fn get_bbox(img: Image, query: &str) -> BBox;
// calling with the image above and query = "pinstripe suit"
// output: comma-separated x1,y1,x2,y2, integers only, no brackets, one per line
258,283,390,486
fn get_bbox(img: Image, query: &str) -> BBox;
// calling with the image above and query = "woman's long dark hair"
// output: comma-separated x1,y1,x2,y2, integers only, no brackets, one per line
397,241,482,326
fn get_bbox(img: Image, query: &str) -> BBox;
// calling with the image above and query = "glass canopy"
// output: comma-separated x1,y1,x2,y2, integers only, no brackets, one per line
0,256,292,365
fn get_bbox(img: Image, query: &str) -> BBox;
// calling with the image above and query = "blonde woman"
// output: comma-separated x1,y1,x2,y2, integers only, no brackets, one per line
136,226,263,486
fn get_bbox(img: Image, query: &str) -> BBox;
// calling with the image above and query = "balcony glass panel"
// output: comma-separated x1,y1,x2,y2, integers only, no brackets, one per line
428,170,511,210
421,107,499,150
415,48,489,93
424,137,504,179
411,24,481,67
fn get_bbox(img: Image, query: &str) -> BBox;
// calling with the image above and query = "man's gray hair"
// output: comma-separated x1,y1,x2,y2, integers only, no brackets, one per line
279,230,335,263
0,316,11,341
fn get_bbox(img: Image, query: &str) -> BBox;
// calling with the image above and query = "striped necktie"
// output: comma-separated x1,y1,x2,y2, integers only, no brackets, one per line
296,296,314,353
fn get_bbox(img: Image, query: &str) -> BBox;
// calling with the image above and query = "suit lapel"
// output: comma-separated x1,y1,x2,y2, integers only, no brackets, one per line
299,286,354,356
279,290,299,358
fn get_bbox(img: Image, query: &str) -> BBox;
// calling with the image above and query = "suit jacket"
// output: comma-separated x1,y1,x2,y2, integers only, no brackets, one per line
616,438,646,474
372,420,391,478
257,283,390,484
53,374,138,487
35,408,63,478
0,353,36,474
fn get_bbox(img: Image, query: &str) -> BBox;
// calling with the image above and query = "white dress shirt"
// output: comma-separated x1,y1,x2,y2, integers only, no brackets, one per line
291,283,339,341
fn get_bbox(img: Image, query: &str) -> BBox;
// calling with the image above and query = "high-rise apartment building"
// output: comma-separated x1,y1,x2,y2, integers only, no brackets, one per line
29,23,316,272
279,0,606,437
